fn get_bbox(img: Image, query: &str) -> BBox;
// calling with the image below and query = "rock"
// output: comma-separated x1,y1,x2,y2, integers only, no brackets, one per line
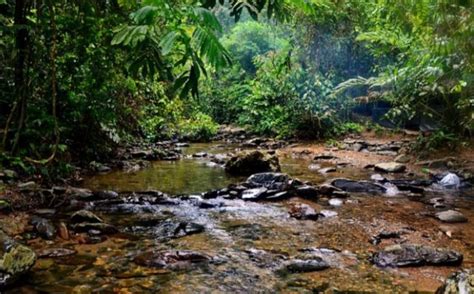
318,184,340,195
331,179,386,193
395,154,411,164
295,185,319,198
1,169,18,180
58,222,69,240
266,191,292,201
192,152,208,158
175,143,190,147
70,223,118,235
37,248,77,258
134,250,210,270
225,151,280,175
416,157,456,169
371,244,463,267
289,203,319,220
152,221,205,239
283,257,329,272
69,187,93,200
319,210,338,218
328,198,343,207
371,174,387,182
436,269,474,294
0,230,36,288
241,188,268,200
370,231,401,245
314,153,337,160
30,216,56,240
436,210,468,223
439,173,461,189
70,210,103,224
93,190,119,200
319,167,336,174
33,209,56,217
246,172,289,190
374,162,406,173
353,143,365,152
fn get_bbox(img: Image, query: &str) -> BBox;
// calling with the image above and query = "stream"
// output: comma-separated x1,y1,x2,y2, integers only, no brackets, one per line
10,143,474,293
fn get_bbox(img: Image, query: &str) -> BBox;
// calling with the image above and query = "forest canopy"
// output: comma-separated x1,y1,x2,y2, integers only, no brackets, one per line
0,0,472,176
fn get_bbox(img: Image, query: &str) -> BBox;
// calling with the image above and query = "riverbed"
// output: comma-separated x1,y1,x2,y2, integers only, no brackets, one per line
9,142,474,293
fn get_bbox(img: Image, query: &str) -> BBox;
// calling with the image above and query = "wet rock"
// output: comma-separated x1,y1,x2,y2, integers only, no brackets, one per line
192,152,208,158
289,203,319,220
246,172,289,190
93,190,119,200
374,162,406,173
308,164,321,171
436,269,474,294
371,244,463,267
0,230,36,288
331,179,386,193
241,188,268,201
70,210,103,224
30,216,56,240
71,223,118,235
283,257,329,272
266,191,292,201
439,173,461,189
153,221,205,239
37,248,77,258
225,151,280,175
134,250,210,270
295,185,319,199
318,184,341,196
436,210,468,223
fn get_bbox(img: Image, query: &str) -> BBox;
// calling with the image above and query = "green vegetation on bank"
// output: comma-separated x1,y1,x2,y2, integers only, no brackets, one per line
0,0,472,177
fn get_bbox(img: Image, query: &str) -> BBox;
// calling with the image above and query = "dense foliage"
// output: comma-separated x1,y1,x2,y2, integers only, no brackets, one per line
0,0,472,177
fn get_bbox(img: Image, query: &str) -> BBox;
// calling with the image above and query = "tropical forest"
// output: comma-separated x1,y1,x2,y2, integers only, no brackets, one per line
0,0,473,292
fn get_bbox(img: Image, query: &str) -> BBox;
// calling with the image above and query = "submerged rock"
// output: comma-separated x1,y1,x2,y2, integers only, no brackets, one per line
0,230,37,288
225,151,280,175
436,210,468,223
436,269,474,294
372,244,462,267
331,179,386,193
70,223,118,235
374,162,406,173
134,250,210,270
152,221,205,239
283,257,329,273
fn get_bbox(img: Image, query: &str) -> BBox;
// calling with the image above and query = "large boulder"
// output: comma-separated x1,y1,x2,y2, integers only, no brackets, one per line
0,230,37,288
225,151,280,176
372,244,462,267
436,269,474,294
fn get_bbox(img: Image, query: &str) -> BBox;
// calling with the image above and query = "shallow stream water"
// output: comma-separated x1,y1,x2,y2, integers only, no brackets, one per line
13,143,474,293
